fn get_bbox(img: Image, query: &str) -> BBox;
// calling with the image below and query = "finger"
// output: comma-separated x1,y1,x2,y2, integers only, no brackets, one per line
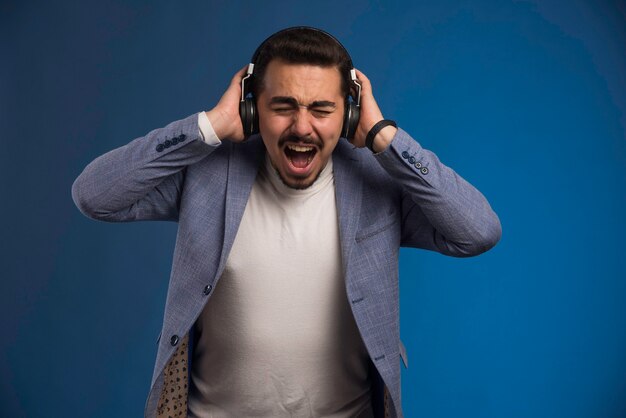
354,68,372,94
230,65,249,86
354,68,367,80
354,69,370,85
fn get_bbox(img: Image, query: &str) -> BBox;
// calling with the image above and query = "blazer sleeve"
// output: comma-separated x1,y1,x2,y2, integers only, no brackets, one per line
71,112,220,223
373,128,502,257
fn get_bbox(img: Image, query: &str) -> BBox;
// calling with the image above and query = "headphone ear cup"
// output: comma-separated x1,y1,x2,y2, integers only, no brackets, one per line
342,101,360,141
239,97,259,138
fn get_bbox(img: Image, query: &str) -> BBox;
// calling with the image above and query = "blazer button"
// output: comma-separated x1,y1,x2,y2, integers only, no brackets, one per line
170,335,179,346
178,134,187,141
401,151,409,159
421,167,429,175
156,144,164,152
171,137,179,145
414,162,422,169
203,284,213,295
164,139,172,148
408,156,416,164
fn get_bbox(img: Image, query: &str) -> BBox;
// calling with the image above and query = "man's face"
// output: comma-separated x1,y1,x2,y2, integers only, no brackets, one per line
256,59,345,189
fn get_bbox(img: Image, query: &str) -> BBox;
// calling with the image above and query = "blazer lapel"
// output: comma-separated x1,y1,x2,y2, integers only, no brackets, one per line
332,140,363,274
214,136,265,279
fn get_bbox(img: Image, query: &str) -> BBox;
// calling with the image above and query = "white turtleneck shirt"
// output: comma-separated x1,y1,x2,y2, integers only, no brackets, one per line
187,112,373,417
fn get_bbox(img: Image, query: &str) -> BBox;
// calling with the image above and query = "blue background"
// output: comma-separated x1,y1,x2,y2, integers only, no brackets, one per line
2,0,625,417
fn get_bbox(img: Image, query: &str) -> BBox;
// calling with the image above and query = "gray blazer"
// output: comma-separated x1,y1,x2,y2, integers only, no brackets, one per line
72,112,501,417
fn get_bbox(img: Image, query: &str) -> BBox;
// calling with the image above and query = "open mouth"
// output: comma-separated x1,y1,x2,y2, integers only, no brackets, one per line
284,144,317,169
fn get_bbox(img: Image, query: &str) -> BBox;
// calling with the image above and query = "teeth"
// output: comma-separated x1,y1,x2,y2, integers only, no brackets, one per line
287,144,314,152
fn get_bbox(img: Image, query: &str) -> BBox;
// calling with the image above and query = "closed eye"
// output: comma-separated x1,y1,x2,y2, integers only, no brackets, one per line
272,107,296,114
311,109,333,117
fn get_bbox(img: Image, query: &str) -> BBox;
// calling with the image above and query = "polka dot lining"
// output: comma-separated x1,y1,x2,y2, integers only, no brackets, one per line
157,333,189,418
384,385,390,418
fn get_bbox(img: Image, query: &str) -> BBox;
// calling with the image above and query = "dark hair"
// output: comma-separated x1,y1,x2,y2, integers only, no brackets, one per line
251,27,353,99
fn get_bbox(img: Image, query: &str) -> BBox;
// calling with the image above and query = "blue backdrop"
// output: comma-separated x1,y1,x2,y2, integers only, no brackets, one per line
2,1,625,417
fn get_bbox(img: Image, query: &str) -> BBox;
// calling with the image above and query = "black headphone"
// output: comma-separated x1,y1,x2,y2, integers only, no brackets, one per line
239,26,361,140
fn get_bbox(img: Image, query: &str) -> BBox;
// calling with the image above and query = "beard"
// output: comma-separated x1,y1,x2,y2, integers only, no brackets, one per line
272,164,325,190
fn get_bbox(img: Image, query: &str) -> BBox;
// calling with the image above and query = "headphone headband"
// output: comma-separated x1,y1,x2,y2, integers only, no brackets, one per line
250,26,355,69
239,26,361,140
241,26,361,105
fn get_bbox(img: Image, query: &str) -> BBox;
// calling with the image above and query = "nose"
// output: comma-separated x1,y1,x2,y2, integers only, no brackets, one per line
290,107,314,138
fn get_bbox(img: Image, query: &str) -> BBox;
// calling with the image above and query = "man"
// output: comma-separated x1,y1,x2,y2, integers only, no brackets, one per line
72,27,501,418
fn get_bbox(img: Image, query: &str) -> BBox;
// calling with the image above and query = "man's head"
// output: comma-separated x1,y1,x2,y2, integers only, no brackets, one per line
249,27,354,189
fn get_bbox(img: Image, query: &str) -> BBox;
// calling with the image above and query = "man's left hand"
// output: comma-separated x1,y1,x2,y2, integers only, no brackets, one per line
351,69,398,153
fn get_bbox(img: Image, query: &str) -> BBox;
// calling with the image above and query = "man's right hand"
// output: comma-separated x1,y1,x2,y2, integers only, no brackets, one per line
205,66,248,142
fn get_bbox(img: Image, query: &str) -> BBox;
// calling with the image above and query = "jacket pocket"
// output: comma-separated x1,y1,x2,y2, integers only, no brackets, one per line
355,217,398,242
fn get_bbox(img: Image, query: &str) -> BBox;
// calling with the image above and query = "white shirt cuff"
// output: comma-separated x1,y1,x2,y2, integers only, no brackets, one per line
197,112,222,146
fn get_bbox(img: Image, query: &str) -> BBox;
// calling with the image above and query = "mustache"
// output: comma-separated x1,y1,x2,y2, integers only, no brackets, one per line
278,134,323,149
